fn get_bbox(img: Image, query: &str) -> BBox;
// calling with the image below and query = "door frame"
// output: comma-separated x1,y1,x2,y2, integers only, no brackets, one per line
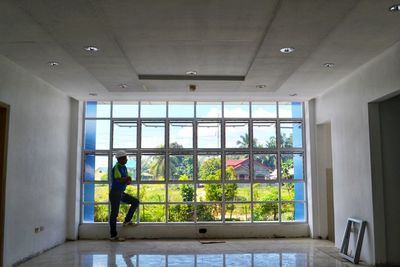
0,102,9,267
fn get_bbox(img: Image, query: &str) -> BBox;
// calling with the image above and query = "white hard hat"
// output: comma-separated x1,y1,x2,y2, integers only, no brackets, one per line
115,150,127,158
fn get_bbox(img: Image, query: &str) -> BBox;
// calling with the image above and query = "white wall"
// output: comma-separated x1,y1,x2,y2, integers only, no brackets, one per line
315,41,400,264
0,55,76,266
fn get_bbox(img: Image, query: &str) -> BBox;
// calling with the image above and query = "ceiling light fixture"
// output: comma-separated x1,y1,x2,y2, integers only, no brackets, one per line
48,61,60,66
280,47,295,54
389,4,400,11
84,46,99,52
185,70,197,75
89,93,98,96
256,84,266,88
189,84,197,92
323,63,335,68
119,83,128,89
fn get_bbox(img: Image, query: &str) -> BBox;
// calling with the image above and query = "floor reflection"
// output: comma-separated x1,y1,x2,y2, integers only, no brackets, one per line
81,252,308,267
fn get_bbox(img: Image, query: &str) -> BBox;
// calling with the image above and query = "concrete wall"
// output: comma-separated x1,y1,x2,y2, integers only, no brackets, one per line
0,55,76,266
315,42,400,264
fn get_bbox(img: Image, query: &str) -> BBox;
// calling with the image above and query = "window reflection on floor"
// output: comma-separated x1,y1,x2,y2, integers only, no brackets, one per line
80,252,308,267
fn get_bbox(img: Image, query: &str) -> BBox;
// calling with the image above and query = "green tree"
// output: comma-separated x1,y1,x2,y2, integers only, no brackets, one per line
179,175,194,202
236,133,258,148
225,166,238,220
253,184,279,221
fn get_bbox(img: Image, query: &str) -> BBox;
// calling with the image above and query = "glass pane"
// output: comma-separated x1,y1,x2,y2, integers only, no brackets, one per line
141,101,166,118
225,154,249,181
196,102,222,118
83,184,109,202
83,204,109,223
168,184,194,202
141,122,165,148
113,122,137,149
84,154,108,181
280,123,302,148
168,102,194,118
253,122,276,148
196,183,222,202
196,204,222,222
84,120,110,150
278,102,303,118
224,204,251,222
140,204,166,222
140,184,165,202
253,203,279,222
141,154,165,181
170,122,193,148
281,154,303,180
281,202,305,222
197,122,221,148
253,183,278,201
112,154,137,181
168,204,195,222
281,202,306,222
225,122,249,148
253,154,277,180
224,183,250,201
252,102,277,118
281,182,305,201
85,101,110,118
112,101,138,118
169,154,193,180
198,155,221,181
224,102,249,118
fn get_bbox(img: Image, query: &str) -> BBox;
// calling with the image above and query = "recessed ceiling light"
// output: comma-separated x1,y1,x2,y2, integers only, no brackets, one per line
185,70,197,75
323,62,335,68
389,4,400,11
48,61,60,66
84,46,99,52
256,84,267,88
280,47,295,54
289,93,298,96
89,93,98,96
119,83,128,89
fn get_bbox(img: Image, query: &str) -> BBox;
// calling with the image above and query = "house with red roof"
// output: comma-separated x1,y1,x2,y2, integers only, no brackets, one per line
226,158,271,180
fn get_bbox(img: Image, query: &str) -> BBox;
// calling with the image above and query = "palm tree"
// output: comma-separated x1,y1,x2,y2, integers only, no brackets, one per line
236,133,258,148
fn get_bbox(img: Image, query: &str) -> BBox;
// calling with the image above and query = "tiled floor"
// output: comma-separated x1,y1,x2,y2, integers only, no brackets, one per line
18,239,370,267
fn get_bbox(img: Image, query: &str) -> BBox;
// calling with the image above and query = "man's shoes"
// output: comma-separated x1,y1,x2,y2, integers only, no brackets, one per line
123,221,138,227
109,236,125,242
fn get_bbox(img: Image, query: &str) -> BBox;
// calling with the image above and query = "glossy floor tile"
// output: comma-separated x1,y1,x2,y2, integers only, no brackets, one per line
17,239,370,267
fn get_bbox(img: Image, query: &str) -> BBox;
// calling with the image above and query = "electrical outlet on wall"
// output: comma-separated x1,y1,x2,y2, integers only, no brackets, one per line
34,226,44,233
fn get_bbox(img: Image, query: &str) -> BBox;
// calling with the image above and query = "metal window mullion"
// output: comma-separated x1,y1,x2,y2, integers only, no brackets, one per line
277,116,282,223
108,102,115,219
193,118,198,222
165,116,169,223
249,119,254,222
221,106,226,222
137,102,142,221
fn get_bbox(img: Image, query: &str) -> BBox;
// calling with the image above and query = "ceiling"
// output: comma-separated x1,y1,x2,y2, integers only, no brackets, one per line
1,0,400,101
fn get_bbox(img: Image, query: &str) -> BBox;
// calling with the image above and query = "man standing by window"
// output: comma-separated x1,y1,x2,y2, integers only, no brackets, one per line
109,150,139,241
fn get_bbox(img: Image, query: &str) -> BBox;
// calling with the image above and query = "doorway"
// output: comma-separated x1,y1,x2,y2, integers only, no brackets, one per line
316,122,334,241
0,102,9,267
369,93,400,265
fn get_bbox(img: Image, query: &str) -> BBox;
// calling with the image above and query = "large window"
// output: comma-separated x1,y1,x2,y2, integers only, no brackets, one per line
82,101,305,223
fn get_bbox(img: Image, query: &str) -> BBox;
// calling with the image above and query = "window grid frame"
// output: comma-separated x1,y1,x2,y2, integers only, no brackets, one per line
81,101,307,224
